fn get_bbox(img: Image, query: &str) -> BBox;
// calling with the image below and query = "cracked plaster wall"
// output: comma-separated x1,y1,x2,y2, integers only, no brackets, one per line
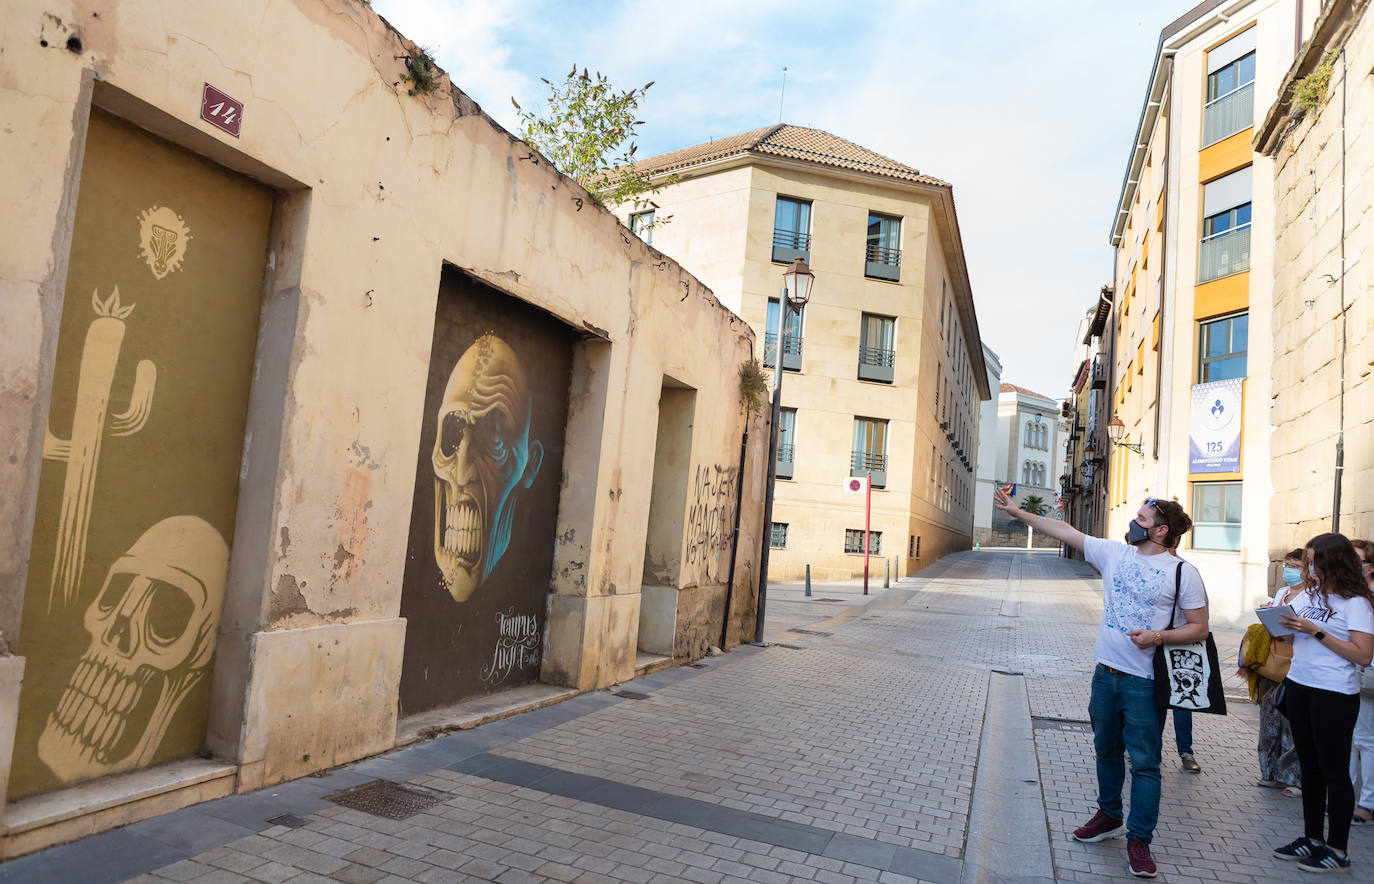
0,0,763,803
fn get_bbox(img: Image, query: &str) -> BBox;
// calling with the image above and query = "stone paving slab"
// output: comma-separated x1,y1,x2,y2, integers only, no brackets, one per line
5,549,1373,883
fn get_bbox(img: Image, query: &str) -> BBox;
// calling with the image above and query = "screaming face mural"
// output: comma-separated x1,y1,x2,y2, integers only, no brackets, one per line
399,268,572,715
431,334,543,603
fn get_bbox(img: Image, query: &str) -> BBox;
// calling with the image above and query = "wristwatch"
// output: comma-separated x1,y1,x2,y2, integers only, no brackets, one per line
1314,630,1327,642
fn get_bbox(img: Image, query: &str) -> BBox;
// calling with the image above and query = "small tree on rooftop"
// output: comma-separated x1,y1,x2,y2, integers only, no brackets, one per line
513,65,674,223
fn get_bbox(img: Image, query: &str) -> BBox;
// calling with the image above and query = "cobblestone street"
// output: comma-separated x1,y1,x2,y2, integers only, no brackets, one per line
5,549,1371,883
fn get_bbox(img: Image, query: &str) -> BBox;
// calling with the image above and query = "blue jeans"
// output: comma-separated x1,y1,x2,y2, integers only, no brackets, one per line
1089,665,1164,841
1171,708,1193,755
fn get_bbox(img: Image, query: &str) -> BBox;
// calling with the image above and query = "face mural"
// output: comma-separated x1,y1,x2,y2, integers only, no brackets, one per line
39,517,227,782
431,334,543,603
398,269,572,715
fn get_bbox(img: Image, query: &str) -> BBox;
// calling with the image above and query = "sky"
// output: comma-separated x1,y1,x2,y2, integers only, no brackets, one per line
372,1,1194,401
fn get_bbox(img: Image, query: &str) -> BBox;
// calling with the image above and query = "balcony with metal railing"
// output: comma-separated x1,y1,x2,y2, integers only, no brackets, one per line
772,228,811,264
775,443,795,480
1197,223,1251,283
1202,80,1254,147
857,344,895,383
864,242,901,282
763,332,804,372
1090,356,1106,389
850,451,887,488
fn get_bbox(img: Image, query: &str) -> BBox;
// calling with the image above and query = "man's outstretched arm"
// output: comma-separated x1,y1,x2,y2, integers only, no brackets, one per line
992,487,1088,552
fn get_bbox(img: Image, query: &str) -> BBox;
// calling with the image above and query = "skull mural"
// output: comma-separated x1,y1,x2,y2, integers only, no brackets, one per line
432,333,543,603
38,516,228,783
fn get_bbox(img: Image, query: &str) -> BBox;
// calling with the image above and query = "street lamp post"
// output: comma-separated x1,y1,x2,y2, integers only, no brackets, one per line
754,258,815,643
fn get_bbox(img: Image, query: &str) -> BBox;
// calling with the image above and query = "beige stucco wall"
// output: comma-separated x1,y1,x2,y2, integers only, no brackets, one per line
0,0,765,841
627,161,983,579
1267,1,1374,553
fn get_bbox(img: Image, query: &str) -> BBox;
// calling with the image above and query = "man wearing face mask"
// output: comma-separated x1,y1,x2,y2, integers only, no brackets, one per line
993,490,1209,879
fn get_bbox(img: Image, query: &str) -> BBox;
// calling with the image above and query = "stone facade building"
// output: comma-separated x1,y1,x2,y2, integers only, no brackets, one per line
1257,0,1374,550
990,384,1065,548
0,0,766,856
617,127,990,579
1104,0,1320,621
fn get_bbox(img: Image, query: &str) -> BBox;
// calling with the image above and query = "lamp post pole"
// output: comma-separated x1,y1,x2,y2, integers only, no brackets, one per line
753,298,787,643
754,259,813,644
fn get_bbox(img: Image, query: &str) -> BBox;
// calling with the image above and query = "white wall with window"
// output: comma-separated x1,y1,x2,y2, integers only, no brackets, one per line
772,195,811,263
1198,312,1248,382
1202,29,1256,147
864,212,902,281
851,417,889,487
1199,166,1252,283
629,210,655,244
858,313,896,382
1191,482,1242,551
844,529,882,555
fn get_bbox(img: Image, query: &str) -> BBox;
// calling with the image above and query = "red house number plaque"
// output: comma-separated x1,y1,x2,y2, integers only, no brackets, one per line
199,84,243,137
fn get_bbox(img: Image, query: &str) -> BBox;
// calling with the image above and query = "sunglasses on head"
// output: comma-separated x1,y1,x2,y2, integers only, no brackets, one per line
1143,497,1157,508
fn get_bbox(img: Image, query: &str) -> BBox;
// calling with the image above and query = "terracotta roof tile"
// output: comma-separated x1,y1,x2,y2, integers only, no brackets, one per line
999,382,1056,401
632,124,949,187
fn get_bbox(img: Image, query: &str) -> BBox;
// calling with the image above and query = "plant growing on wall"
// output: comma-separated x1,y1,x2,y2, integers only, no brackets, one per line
739,359,768,417
1021,495,1048,516
1291,51,1336,116
401,47,441,96
513,66,676,219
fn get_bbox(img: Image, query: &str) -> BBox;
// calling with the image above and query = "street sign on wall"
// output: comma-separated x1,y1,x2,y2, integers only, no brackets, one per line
1189,378,1243,473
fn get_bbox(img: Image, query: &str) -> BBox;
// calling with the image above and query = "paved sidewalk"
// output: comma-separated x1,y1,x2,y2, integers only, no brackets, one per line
3,550,1371,883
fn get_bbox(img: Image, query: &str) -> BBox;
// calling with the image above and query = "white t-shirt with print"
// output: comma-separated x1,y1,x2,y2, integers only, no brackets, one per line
1084,537,1208,679
1287,588,1374,695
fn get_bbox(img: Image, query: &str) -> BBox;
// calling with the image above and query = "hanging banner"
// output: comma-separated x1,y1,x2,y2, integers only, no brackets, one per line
1189,378,1243,473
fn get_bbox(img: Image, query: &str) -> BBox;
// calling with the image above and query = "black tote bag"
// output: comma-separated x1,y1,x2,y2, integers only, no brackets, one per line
1153,563,1227,714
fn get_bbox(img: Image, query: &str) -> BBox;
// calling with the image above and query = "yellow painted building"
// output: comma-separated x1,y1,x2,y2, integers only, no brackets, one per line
1106,0,1320,622
621,127,990,579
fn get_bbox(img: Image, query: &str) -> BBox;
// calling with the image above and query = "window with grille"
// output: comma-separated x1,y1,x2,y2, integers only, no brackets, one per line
769,522,789,549
844,529,882,555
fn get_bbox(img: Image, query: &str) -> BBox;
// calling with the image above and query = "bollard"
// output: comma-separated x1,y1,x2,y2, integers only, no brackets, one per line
884,558,890,588
804,564,811,597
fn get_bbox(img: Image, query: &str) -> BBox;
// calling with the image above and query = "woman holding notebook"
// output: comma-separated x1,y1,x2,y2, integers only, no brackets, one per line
1270,533,1374,875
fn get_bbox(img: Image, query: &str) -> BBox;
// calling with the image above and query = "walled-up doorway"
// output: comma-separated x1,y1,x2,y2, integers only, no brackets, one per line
638,379,697,656
11,110,274,799
397,268,574,715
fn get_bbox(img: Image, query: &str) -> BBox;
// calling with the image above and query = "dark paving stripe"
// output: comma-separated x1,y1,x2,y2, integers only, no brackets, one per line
449,752,963,884
0,654,761,881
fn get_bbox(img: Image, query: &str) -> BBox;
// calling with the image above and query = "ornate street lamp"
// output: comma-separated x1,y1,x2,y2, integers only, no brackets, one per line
1107,416,1143,456
755,259,814,643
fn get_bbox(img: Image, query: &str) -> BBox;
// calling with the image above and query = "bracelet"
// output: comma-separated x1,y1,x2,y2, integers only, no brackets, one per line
1153,631,1163,647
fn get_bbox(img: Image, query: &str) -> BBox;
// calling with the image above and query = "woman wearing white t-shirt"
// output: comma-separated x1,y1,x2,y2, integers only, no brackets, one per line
1271,533,1374,874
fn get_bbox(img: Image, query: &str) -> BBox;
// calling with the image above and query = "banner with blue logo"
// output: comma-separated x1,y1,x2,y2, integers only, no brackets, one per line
1189,378,1243,473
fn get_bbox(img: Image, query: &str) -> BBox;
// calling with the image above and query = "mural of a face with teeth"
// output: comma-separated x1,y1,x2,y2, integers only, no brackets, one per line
37,515,228,783
431,334,543,603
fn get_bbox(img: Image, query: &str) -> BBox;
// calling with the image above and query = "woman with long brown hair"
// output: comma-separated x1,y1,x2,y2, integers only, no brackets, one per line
1272,533,1374,874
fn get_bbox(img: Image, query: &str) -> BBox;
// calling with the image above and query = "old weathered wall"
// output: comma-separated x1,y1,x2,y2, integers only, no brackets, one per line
1268,4,1374,553
0,0,764,823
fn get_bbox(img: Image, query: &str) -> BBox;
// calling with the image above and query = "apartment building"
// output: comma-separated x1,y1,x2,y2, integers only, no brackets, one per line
1105,0,1320,620
621,126,990,578
1059,294,1113,558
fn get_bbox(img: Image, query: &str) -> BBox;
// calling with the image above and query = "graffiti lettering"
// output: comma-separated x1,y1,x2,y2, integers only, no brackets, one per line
480,607,541,686
685,464,738,578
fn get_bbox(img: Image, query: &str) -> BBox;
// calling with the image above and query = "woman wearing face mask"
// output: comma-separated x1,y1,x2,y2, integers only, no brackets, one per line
1244,550,1307,793
1349,539,1374,826
1271,534,1374,874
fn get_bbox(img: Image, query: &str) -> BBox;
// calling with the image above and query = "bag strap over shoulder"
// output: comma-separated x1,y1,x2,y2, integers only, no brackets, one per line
1171,563,1183,629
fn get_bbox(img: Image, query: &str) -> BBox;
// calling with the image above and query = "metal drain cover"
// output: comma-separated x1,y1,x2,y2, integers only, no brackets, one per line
326,780,445,820
265,813,311,829
610,690,652,700
789,628,833,637
1031,717,1091,733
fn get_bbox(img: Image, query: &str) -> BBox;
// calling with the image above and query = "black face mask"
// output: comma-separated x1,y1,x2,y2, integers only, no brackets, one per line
1124,520,1150,545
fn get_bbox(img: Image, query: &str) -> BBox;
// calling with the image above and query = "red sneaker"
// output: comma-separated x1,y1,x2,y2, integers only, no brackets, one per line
1071,809,1125,842
1127,837,1158,878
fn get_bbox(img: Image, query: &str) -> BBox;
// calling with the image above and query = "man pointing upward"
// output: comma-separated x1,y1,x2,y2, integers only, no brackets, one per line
993,488,1209,879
